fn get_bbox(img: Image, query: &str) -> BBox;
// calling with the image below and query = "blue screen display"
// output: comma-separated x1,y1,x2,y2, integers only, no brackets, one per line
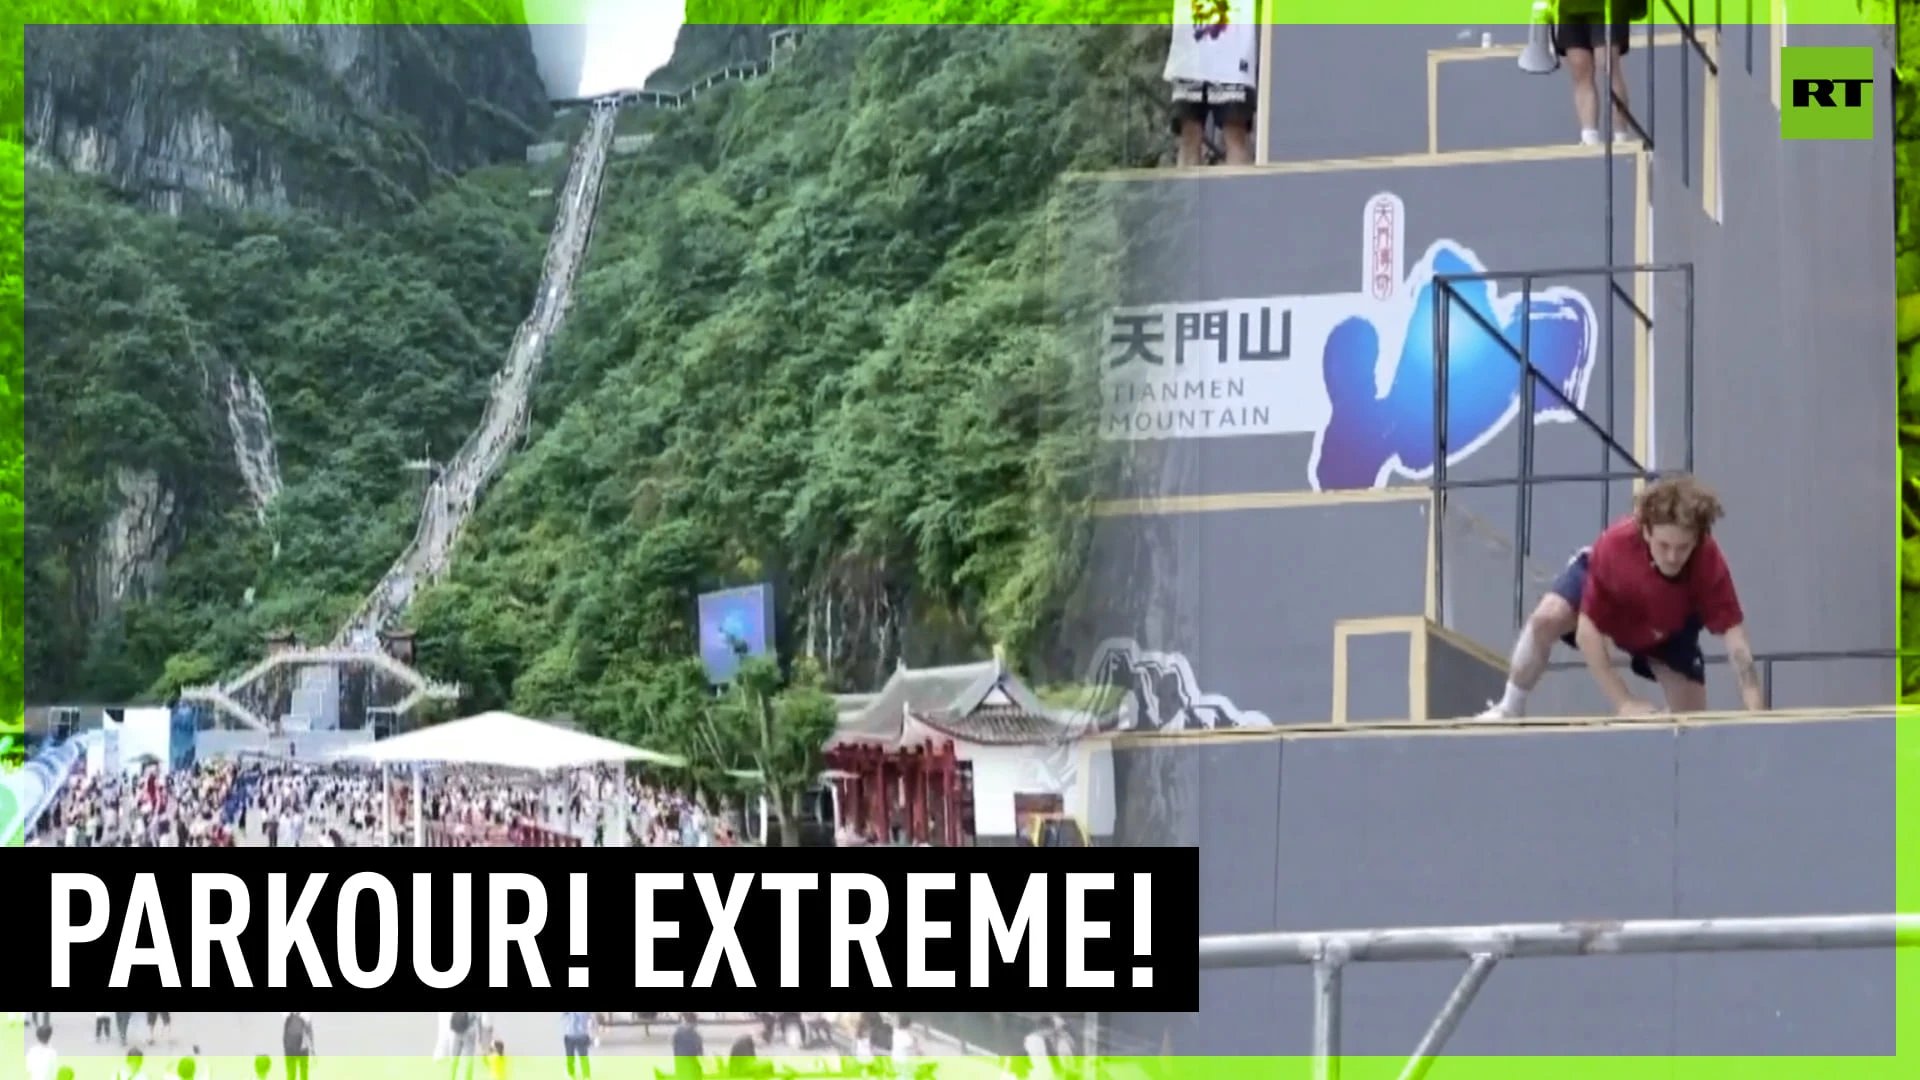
697,584,773,684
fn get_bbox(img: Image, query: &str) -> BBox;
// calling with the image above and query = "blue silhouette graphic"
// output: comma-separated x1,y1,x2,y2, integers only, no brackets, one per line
1312,243,1596,491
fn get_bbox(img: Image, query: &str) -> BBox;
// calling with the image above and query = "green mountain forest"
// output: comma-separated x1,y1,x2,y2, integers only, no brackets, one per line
20,20,1170,745
12,0,1918,742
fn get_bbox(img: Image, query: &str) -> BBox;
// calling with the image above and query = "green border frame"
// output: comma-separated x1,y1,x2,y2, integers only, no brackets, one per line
1,0,1912,1074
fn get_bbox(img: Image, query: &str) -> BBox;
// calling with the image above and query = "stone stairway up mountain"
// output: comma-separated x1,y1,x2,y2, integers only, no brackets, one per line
337,102,618,647
180,104,619,732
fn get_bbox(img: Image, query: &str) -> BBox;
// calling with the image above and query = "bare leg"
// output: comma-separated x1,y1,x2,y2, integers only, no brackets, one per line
1476,593,1577,718
1221,119,1254,165
1566,47,1599,140
1176,119,1206,167
1604,44,1633,138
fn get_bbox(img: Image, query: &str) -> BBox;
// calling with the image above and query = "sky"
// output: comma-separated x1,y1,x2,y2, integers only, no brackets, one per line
577,0,688,96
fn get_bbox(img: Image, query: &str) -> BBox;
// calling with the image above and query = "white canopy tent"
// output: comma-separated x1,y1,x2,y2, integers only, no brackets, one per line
329,710,683,846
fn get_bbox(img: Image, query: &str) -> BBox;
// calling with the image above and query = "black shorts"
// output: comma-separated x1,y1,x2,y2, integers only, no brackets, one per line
1550,549,1707,684
1170,79,1253,132
1553,7,1642,56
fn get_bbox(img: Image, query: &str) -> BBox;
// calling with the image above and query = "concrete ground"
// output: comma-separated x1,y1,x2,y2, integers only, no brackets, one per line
17,1013,994,1080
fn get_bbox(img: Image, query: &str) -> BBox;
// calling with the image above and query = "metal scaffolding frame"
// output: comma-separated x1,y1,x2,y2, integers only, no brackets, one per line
1198,913,1920,1080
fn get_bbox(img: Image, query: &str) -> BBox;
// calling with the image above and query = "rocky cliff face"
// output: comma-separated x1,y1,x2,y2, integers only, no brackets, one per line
25,23,552,216
24,17,555,666
645,24,790,91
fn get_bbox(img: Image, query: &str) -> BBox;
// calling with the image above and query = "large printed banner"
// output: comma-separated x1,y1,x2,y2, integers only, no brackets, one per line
1100,192,1602,491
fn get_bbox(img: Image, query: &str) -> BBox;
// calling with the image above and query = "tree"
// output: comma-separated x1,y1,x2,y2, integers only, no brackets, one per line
648,652,837,847
31,25,1162,720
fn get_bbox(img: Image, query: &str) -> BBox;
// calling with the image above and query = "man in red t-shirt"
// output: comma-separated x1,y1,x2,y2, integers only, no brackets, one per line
1475,475,1765,719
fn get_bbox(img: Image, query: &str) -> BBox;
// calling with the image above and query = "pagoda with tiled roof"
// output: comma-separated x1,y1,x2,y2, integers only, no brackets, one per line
825,652,1091,846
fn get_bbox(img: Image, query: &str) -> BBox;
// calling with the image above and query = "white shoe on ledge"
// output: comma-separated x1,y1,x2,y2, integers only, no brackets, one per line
1474,701,1514,721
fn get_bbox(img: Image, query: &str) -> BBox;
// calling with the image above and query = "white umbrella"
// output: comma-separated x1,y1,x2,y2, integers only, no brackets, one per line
331,711,682,849
330,710,682,770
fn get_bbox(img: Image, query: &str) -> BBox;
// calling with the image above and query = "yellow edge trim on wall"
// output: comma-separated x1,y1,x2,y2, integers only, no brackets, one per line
1092,705,1896,747
1091,486,1431,518
1255,2,1275,165
1331,617,1423,724
1332,616,1510,725
1702,30,1724,223
1065,141,1628,185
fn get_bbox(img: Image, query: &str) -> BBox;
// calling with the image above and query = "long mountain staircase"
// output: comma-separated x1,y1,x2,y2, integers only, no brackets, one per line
181,28,817,735
179,104,620,732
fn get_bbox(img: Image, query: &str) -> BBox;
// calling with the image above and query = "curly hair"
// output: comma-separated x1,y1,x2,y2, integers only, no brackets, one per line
1634,474,1725,535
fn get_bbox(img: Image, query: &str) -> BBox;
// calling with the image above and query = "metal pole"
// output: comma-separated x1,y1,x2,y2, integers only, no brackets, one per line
1396,953,1500,1080
1601,0,1618,534
1440,285,1637,466
1432,282,1452,622
1515,279,1536,632
1682,0,1693,187
1311,944,1347,1080
1683,265,1696,471
1198,914,1920,969
1646,13,1656,151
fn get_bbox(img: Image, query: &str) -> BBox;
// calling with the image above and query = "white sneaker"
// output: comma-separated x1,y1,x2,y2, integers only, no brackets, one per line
1474,701,1513,720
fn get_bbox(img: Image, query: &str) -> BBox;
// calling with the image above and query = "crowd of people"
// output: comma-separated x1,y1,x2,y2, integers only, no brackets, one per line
20,753,754,850
9,1010,1092,1080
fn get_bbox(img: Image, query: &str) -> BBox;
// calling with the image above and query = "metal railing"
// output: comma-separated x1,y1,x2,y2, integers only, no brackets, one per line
1635,0,1724,189
1541,646,1920,710
1199,912,1919,1080
1429,262,1695,632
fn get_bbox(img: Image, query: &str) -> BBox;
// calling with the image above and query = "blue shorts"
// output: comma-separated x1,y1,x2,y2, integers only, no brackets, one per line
1551,549,1707,684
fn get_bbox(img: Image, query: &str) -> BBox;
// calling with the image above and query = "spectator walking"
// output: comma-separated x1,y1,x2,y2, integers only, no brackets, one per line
671,1015,705,1080
280,1011,313,1080
112,1049,148,1080
27,1024,59,1080
560,1012,594,1080
440,1011,487,1080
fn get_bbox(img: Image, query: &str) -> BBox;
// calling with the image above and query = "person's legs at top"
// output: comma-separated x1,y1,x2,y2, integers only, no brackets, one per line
1476,549,1589,719
1170,80,1209,166
1602,36,1633,140
1555,15,1633,144
1214,85,1255,164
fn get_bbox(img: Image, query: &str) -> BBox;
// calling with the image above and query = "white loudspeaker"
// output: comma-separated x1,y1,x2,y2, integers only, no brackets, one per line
1520,1,1561,74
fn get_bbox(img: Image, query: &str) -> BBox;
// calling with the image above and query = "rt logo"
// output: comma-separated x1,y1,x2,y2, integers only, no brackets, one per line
1780,46,1875,141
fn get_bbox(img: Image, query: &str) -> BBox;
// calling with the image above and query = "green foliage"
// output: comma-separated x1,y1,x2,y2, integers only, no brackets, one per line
24,163,546,701
24,25,1158,791
0,137,23,721
412,26,1156,749
1898,0,1920,702
631,654,838,842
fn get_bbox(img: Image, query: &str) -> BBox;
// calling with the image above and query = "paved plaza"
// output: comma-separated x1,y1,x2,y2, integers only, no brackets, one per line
19,1012,993,1080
